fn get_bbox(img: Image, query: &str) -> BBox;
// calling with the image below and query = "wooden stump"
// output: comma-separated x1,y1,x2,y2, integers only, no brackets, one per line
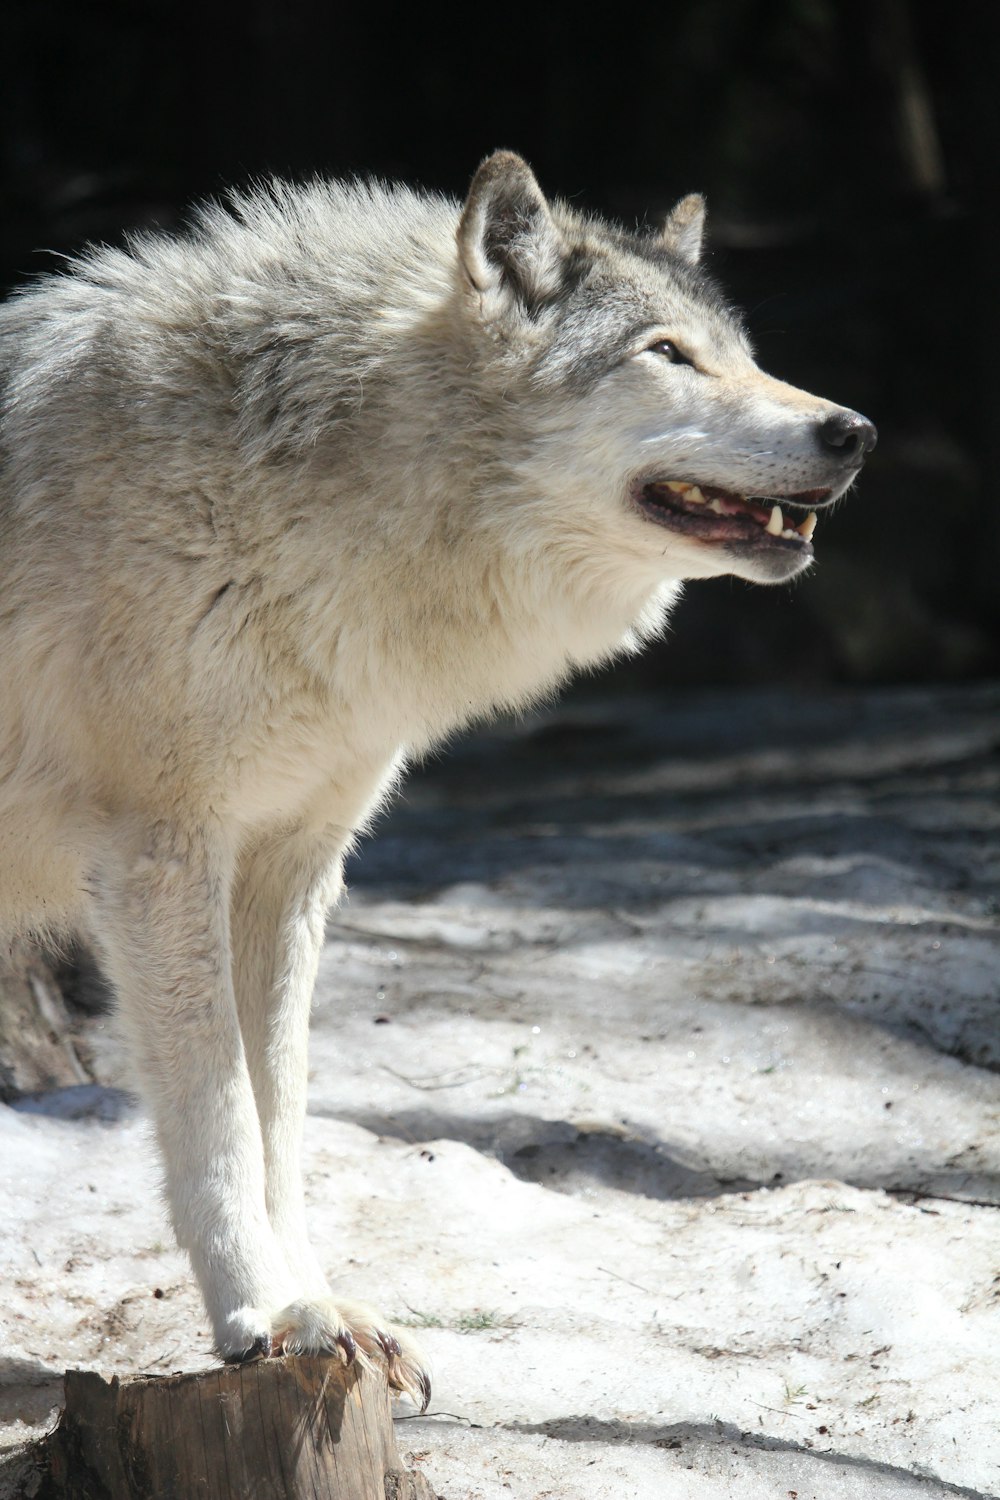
18,1358,436,1499
0,939,91,1100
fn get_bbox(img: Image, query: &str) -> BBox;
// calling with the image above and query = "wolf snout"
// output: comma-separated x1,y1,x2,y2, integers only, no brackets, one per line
817,409,878,466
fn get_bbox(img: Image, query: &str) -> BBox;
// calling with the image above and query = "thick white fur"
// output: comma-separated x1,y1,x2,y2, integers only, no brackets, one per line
0,153,865,1400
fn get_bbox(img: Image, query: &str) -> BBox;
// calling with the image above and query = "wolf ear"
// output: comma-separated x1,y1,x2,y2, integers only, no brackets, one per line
660,193,706,265
458,151,565,316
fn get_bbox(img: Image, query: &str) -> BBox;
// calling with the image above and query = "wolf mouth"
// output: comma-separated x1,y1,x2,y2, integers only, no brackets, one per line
635,479,831,550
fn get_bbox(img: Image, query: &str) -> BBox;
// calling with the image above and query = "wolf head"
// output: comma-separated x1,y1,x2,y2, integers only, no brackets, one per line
456,152,875,586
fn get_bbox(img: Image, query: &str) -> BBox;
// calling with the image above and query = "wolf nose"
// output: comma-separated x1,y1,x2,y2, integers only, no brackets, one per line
818,410,878,464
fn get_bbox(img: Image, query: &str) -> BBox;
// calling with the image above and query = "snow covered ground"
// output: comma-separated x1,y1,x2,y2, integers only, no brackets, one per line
2,681,998,1498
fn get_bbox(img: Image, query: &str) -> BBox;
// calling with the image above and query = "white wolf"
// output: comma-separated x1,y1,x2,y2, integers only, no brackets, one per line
0,151,875,1403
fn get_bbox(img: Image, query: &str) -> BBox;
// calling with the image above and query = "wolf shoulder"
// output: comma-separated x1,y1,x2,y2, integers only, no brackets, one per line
0,180,458,508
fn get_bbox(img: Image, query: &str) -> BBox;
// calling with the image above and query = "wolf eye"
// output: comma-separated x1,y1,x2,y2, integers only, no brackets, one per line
648,339,693,366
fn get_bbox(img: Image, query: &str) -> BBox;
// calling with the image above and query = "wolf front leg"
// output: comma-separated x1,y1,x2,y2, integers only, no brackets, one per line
230,831,342,1295
230,829,431,1407
88,820,299,1360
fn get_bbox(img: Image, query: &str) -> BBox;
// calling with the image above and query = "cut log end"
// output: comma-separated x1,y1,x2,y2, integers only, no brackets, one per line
15,1356,437,1499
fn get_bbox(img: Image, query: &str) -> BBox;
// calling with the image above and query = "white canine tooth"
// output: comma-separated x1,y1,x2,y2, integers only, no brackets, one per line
708,498,723,514
688,485,705,504
797,511,817,540
766,504,784,536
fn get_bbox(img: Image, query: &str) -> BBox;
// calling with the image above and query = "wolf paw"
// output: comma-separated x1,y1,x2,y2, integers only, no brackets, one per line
217,1307,278,1364
272,1296,431,1410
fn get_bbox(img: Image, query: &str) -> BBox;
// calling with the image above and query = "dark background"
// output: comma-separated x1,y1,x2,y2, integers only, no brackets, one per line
3,0,998,686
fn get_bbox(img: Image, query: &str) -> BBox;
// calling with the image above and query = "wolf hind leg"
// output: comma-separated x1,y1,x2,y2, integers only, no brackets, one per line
87,819,299,1359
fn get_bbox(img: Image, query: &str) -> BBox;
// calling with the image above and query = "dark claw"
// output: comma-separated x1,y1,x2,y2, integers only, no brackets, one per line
419,1371,432,1413
223,1332,273,1364
377,1330,402,1360
336,1329,357,1365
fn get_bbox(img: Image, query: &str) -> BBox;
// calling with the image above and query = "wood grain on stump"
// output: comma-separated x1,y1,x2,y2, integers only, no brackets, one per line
34,1357,436,1499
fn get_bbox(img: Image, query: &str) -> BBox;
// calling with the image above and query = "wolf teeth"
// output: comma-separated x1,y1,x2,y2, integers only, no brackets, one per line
656,486,813,542
663,481,707,504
